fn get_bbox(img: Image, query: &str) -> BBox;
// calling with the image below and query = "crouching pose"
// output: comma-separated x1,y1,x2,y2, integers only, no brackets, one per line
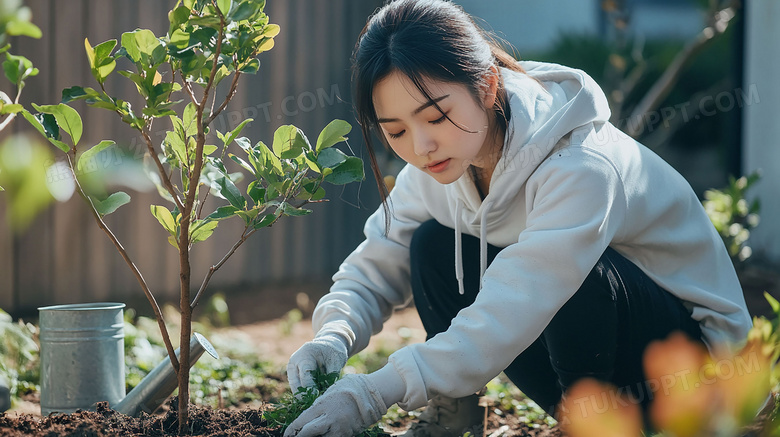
283,0,752,435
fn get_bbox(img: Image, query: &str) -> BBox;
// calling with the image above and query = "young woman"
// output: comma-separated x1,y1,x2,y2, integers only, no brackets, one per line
283,1,752,436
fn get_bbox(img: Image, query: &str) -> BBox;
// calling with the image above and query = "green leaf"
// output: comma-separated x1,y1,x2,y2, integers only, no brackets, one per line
190,220,219,243
92,192,131,216
151,205,177,236
272,125,309,159
229,153,254,175
234,137,251,151
180,52,207,75
254,212,279,229
84,38,96,67
61,86,100,103
247,180,265,204
78,140,115,171
32,103,83,147
310,186,326,201
217,176,246,209
0,103,23,115
182,102,198,137
169,6,191,31
121,32,141,63
765,292,780,315
20,110,70,153
94,39,117,60
3,53,38,85
217,0,232,15
316,147,347,169
169,29,190,48
316,119,351,152
164,121,187,166
281,202,312,217
261,24,280,38
324,156,364,185
255,140,282,174
203,144,218,156
228,1,261,21
121,29,163,65
238,58,259,74
5,20,42,38
86,38,117,83
236,208,260,224
207,205,239,221
222,118,253,147
168,236,179,249
189,15,221,28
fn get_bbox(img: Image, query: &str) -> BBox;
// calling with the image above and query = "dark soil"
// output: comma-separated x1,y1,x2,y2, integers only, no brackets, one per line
0,398,562,437
0,401,279,437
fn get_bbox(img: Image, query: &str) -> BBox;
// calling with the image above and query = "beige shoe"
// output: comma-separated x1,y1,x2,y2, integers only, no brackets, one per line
401,393,483,436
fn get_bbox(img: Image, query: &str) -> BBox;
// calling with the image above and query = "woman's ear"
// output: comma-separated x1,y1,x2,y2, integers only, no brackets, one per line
481,65,499,109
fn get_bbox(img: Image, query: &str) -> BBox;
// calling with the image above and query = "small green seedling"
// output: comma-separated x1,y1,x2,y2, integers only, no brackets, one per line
264,370,386,436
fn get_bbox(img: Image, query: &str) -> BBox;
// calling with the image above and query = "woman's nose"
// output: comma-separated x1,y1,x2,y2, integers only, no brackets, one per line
412,129,436,157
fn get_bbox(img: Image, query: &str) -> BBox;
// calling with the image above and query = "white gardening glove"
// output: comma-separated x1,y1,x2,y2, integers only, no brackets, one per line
286,334,348,394
282,374,388,437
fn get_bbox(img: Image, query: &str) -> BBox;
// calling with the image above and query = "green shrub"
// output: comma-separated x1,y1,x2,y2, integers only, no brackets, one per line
703,172,761,264
0,308,39,404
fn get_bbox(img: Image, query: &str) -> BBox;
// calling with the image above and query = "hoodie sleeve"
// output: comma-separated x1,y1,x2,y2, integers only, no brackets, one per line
311,164,434,356
382,149,629,410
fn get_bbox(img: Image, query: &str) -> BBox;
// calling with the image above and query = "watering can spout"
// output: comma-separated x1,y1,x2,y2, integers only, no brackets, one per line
114,332,219,417
39,303,220,417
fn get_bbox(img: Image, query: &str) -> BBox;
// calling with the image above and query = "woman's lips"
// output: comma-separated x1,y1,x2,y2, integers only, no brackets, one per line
426,158,451,174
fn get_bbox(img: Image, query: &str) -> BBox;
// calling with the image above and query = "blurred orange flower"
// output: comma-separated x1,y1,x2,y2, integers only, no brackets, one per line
643,332,718,437
558,378,642,437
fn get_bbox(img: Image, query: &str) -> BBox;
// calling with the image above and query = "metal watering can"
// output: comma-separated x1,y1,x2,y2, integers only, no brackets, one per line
38,302,219,417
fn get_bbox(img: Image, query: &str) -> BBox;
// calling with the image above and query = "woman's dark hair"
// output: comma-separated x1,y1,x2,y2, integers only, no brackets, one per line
351,0,525,229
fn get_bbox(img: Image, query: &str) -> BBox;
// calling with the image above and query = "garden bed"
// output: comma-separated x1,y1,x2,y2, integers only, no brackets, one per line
2,279,778,437
0,397,563,437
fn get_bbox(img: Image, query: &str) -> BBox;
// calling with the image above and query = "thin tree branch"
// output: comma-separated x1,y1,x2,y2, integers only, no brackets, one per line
190,225,256,309
183,80,198,106
626,4,737,137
196,188,210,220
642,79,730,151
206,72,241,126
141,128,185,212
0,82,25,132
64,152,179,372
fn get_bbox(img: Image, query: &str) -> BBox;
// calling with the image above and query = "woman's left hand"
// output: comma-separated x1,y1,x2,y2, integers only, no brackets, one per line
283,374,388,437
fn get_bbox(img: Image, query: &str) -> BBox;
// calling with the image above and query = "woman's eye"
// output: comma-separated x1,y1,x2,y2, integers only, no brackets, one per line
387,130,405,139
430,114,448,125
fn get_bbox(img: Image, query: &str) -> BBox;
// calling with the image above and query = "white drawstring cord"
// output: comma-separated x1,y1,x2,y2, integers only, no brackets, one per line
454,200,465,295
479,201,493,290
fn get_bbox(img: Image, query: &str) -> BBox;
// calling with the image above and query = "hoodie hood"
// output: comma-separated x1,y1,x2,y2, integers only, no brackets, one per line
449,61,612,294
453,61,612,218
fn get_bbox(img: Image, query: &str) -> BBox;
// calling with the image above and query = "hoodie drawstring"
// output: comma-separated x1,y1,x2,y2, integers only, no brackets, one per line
454,200,465,295
479,201,493,290
454,199,493,295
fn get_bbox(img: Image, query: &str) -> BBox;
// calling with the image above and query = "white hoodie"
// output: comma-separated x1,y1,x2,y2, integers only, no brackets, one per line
312,61,752,411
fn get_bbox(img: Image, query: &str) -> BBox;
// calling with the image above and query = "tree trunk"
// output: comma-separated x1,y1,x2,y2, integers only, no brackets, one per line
177,226,192,434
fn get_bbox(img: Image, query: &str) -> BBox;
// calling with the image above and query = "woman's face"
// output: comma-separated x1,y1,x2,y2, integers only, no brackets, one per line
373,70,498,185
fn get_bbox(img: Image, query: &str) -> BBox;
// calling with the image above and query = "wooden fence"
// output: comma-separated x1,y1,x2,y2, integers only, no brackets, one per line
0,0,387,315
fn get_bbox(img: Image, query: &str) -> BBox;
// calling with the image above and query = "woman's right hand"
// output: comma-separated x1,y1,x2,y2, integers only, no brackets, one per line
286,334,349,394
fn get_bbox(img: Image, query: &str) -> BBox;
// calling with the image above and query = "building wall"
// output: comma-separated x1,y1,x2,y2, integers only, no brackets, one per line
743,0,780,262
454,0,703,54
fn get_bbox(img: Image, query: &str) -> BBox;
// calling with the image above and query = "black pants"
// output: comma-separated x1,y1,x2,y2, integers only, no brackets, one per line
410,219,702,415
